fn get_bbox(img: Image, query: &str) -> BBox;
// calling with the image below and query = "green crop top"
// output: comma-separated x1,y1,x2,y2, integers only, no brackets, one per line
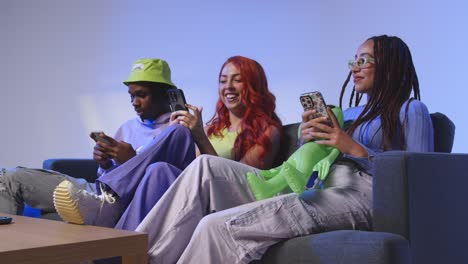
208,128,238,159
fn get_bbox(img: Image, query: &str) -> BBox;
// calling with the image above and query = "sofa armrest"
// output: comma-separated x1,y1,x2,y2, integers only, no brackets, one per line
373,151,468,264
42,159,99,183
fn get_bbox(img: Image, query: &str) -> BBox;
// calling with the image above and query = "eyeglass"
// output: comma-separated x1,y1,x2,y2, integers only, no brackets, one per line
347,55,375,70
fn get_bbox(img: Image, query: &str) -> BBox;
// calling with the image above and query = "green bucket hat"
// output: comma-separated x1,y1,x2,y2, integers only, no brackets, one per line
123,58,175,87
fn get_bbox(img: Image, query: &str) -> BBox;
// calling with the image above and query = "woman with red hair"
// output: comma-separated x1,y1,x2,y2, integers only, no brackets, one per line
51,56,282,232
172,55,282,168
137,36,434,264
136,56,286,263
118,56,283,230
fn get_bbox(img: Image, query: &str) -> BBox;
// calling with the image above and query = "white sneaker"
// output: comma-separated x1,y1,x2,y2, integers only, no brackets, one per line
53,180,121,227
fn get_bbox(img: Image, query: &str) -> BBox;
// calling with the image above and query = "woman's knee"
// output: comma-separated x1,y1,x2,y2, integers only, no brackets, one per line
190,155,217,174
195,154,226,167
195,213,228,237
191,155,228,179
195,154,217,162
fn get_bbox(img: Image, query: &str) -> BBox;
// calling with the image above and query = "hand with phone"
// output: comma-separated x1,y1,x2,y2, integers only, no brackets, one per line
90,131,115,145
90,131,136,168
299,92,367,157
167,89,206,141
299,91,333,144
167,88,189,112
167,88,217,156
90,131,116,168
299,92,332,125
170,104,206,142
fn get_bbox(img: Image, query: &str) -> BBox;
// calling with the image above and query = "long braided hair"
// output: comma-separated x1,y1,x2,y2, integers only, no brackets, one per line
207,56,282,166
339,35,420,150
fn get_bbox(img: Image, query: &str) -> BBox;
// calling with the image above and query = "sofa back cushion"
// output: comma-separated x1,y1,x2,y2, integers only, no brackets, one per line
273,123,300,167
43,113,454,181
431,112,455,153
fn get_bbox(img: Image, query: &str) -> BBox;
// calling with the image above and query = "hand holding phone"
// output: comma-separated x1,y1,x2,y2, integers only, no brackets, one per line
90,132,117,168
167,88,188,112
90,131,115,145
299,91,332,126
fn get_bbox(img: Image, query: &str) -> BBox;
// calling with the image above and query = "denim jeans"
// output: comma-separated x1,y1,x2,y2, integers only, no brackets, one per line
0,167,94,215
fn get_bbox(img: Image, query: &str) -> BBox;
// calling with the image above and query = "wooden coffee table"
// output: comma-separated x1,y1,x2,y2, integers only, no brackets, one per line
0,214,147,264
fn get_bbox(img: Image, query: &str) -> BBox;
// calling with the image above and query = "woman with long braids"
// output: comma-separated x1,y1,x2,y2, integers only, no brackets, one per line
136,35,434,264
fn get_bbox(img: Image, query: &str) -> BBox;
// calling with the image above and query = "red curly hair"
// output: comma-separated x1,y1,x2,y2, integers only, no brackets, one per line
207,56,282,165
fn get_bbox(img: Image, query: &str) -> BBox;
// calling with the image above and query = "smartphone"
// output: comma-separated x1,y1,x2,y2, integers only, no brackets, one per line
167,88,188,112
90,131,114,145
299,91,332,125
0,216,12,225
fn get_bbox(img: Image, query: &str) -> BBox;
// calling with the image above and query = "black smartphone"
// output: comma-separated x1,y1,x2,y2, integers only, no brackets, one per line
0,216,12,225
90,131,114,145
299,91,332,126
167,88,188,112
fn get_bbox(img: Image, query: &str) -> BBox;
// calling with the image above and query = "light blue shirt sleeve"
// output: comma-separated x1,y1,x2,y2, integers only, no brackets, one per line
343,145,377,173
402,100,434,152
343,100,434,173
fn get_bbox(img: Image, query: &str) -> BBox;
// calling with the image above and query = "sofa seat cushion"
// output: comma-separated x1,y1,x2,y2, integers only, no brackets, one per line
256,230,409,264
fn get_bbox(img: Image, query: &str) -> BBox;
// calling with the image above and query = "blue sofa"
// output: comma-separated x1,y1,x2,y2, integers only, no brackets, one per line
256,112,462,264
41,113,460,263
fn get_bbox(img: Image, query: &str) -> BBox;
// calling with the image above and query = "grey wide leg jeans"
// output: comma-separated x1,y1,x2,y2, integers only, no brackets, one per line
136,155,372,264
0,167,95,215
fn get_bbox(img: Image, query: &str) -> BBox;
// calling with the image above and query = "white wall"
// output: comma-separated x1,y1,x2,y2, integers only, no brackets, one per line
1,0,466,168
